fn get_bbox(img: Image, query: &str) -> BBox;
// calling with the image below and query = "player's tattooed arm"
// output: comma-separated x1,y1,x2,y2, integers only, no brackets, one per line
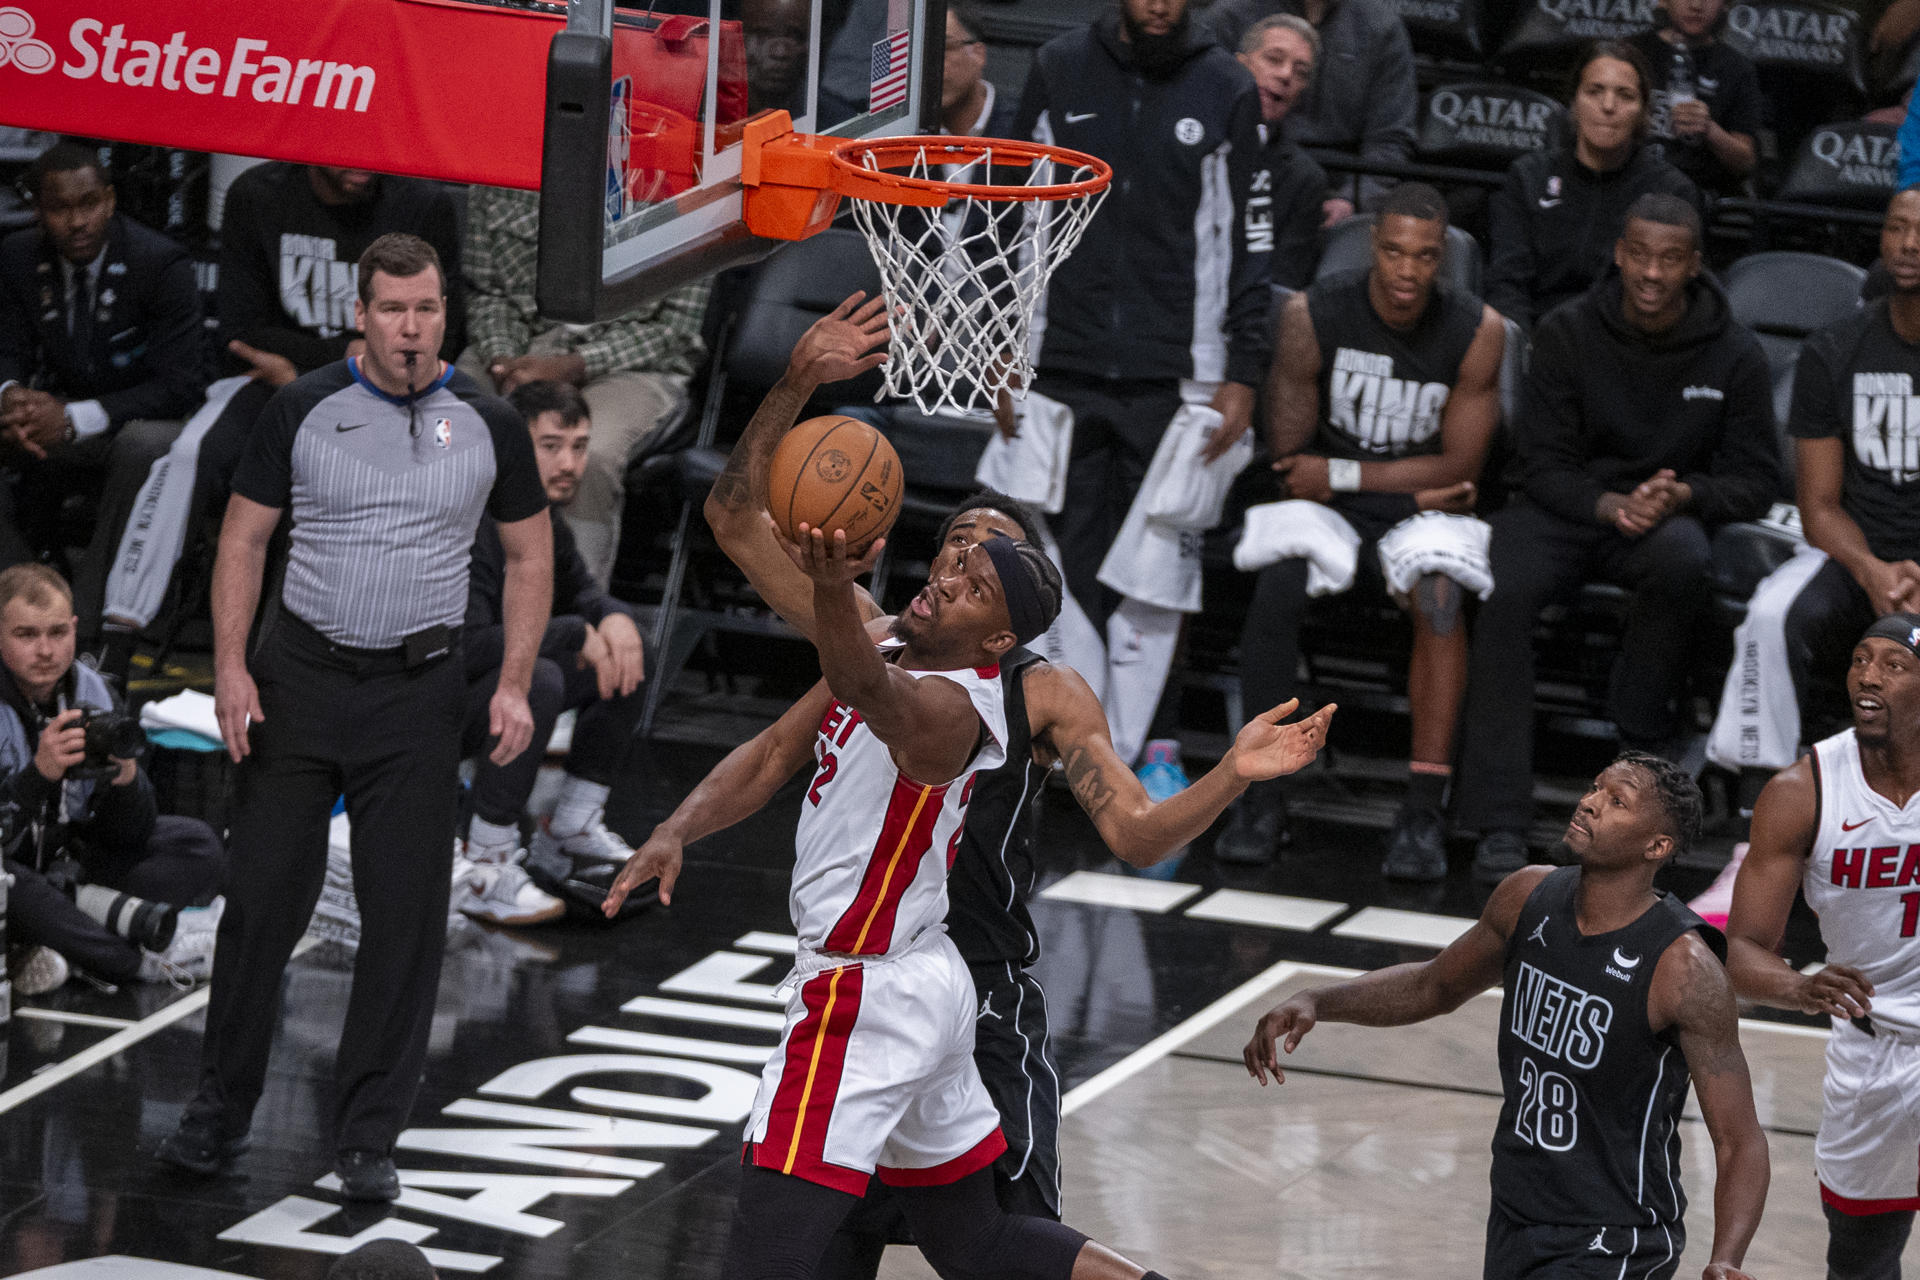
1029,666,1332,868
1659,934,1768,1280
1264,291,1321,460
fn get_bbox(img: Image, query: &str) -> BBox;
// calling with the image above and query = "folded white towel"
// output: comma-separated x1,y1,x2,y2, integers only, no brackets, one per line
1376,511,1495,601
1139,403,1252,531
137,689,221,740
972,389,1073,514
1232,501,1362,596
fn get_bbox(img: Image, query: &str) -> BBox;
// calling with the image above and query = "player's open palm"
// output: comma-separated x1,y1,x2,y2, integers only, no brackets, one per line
1232,699,1336,784
604,829,684,914
1244,994,1318,1086
790,291,891,385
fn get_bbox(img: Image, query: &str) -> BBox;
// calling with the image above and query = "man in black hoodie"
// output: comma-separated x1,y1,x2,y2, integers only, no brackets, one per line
1455,193,1780,882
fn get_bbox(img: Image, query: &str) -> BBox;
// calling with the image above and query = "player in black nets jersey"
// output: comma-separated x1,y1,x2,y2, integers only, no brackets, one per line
1245,753,1768,1279
699,293,1334,1277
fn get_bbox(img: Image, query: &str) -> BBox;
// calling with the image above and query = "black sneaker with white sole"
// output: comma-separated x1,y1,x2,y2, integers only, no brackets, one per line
336,1148,401,1202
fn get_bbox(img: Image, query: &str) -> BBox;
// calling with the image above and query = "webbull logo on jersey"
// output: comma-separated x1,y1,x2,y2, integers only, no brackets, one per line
0,7,377,112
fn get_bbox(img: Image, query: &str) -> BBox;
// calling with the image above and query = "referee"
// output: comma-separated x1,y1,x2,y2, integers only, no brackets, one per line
157,234,552,1200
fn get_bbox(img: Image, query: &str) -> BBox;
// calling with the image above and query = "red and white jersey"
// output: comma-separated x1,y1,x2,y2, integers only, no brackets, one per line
791,651,1008,958
1805,728,1920,1036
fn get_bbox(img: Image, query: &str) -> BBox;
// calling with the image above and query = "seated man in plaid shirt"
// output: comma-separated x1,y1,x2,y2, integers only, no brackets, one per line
457,186,710,587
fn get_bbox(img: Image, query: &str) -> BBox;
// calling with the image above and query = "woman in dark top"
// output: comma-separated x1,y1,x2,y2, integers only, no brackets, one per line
1485,41,1701,330
1632,0,1764,196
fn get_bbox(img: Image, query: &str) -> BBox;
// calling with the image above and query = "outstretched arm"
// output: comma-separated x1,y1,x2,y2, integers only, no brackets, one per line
1033,663,1334,867
603,680,832,911
1653,933,1767,1280
1727,760,1875,1018
705,293,892,635
1244,865,1547,1084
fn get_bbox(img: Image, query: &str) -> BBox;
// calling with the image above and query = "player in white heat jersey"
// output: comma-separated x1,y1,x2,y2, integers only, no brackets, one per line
602,525,1178,1280
1729,612,1920,1279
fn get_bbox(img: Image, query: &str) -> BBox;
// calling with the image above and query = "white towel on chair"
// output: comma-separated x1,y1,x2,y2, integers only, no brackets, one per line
1139,404,1252,530
972,389,1072,514
1232,501,1362,596
1097,488,1207,613
1376,511,1495,601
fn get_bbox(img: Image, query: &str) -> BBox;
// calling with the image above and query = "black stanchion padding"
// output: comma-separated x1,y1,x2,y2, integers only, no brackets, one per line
1417,82,1568,168
1775,119,1899,210
1495,0,1657,76
1723,0,1865,94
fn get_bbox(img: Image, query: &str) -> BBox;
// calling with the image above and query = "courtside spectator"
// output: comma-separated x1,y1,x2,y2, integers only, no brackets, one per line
197,163,465,506
454,380,647,927
0,564,223,995
939,6,1014,139
1707,188,1920,782
1456,195,1779,882
1221,184,1504,872
0,142,203,648
1486,42,1699,331
1238,14,1333,289
1633,0,1762,197
460,186,709,588
1205,0,1416,220
1012,0,1272,774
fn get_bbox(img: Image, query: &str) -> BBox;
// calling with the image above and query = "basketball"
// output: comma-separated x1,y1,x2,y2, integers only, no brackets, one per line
767,415,904,553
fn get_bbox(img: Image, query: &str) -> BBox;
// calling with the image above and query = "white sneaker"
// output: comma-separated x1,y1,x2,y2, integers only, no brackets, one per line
12,945,69,996
453,857,566,927
139,926,215,987
1688,841,1748,931
552,808,633,864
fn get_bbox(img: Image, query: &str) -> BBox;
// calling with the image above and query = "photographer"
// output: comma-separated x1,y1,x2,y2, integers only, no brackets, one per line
1,563,223,994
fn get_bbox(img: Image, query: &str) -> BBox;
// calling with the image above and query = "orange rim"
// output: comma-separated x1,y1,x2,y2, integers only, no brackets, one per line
825,135,1112,204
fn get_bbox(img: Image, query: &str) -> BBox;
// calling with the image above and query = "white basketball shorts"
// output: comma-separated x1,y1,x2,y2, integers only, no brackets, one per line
743,929,1006,1194
1819,1018,1920,1214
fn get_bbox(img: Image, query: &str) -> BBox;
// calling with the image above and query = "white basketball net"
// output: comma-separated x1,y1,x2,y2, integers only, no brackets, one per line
843,142,1107,417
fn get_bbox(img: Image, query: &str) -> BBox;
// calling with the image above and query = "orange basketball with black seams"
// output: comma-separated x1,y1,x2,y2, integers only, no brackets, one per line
768,415,903,553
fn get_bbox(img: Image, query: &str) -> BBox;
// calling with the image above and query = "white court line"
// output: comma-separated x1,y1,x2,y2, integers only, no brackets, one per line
1333,906,1477,949
0,936,318,1116
733,931,799,955
1184,889,1347,932
1059,957,1830,1116
14,1008,135,1029
1039,871,1201,914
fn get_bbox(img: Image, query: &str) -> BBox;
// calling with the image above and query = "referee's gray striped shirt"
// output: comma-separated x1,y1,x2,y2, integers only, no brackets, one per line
231,361,547,650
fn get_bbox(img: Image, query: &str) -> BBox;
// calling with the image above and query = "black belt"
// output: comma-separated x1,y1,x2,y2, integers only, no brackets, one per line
280,612,460,674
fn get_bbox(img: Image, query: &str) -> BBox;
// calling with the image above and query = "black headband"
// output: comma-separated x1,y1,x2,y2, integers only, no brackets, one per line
1861,613,1920,657
979,534,1048,646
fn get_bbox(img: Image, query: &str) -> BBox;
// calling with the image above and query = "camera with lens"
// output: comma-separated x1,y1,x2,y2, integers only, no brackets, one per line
69,708,147,779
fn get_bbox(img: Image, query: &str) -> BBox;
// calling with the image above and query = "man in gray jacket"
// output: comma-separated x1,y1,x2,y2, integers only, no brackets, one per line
1205,0,1416,217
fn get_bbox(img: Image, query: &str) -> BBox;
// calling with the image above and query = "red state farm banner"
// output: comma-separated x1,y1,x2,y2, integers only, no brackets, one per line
0,0,559,189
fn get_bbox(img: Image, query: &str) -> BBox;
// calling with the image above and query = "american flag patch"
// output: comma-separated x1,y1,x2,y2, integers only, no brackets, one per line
869,29,911,111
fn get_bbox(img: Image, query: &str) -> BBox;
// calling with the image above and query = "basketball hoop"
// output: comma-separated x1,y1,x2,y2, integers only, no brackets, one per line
742,118,1111,416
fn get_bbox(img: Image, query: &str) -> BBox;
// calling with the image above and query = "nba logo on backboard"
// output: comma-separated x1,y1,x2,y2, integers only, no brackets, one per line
607,76,633,225
433,418,452,449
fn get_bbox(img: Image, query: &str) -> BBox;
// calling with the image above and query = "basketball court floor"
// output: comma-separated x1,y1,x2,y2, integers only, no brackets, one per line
0,712,1900,1279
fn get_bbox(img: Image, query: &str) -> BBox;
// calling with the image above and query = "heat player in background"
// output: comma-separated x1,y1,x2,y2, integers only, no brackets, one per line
1246,752,1768,1279
1728,615,1920,1279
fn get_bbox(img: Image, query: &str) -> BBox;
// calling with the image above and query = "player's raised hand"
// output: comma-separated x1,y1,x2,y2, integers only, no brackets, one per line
1793,963,1874,1019
789,292,891,385
604,828,685,914
773,518,885,587
1230,699,1336,784
1244,993,1318,1086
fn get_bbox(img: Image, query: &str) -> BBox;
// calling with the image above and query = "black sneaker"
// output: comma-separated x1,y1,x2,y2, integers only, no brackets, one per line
156,1114,250,1176
1214,795,1291,866
1472,831,1531,885
1381,805,1447,882
336,1148,400,1202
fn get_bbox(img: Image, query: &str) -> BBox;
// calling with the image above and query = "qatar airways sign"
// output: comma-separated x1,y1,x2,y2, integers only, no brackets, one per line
0,6,377,110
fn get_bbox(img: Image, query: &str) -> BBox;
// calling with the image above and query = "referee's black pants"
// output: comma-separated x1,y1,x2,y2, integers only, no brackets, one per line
1454,500,1711,837
188,615,464,1155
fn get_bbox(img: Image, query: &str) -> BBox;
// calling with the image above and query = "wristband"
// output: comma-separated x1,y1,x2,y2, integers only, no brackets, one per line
1328,458,1362,492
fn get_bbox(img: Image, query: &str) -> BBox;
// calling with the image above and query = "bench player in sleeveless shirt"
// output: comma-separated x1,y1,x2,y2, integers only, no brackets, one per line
1728,616,1920,1278
158,234,552,1197
1219,180,1506,877
1246,753,1769,1279
600,494,1189,1280
698,294,1334,1255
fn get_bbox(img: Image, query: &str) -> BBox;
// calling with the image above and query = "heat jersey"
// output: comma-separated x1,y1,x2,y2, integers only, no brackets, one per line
1491,866,1722,1240
1805,728,1920,1038
792,651,1008,958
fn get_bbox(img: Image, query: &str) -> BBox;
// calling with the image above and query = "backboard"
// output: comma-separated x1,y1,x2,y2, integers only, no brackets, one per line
537,0,945,321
